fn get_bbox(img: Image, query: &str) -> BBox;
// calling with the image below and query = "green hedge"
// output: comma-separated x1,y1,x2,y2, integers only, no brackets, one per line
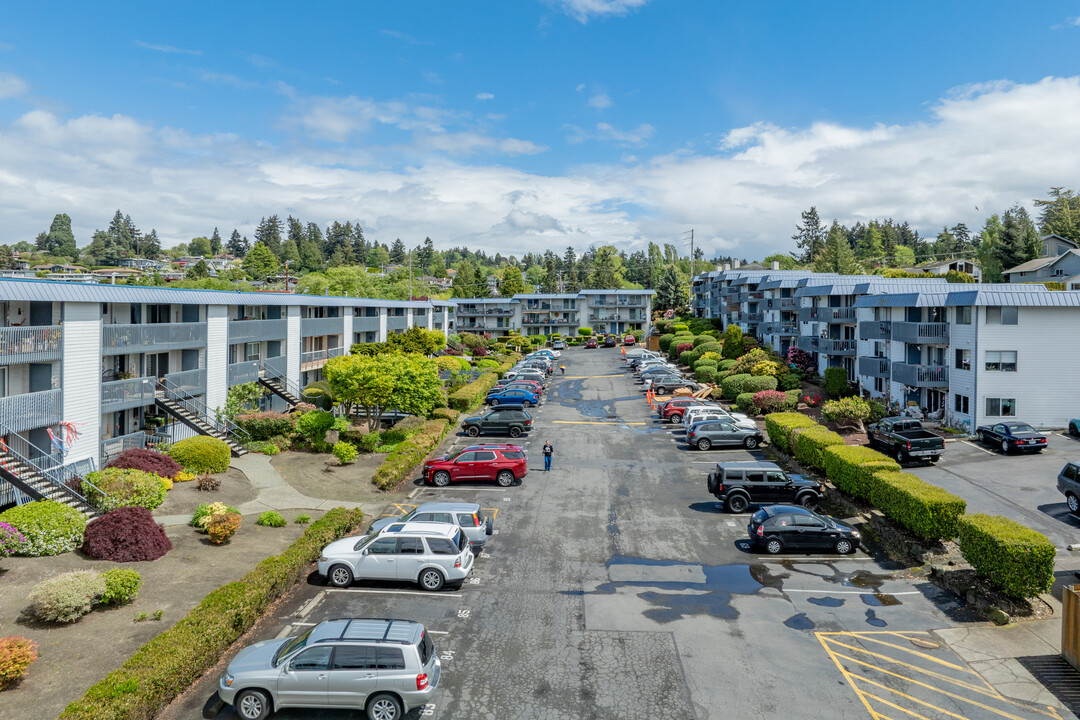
691,335,712,347
431,407,460,423
824,367,848,397
494,361,514,379
167,436,231,474
721,373,753,400
447,372,499,411
735,392,755,414
821,445,900,500
58,507,364,720
679,350,696,366
763,412,818,454
693,358,718,370
868,470,966,541
791,426,846,470
718,359,736,372
957,514,1055,598
741,375,778,394
695,366,718,384
658,334,676,352
372,419,450,490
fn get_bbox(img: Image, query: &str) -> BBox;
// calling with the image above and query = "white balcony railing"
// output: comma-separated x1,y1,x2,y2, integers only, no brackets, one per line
0,389,62,433
0,326,63,363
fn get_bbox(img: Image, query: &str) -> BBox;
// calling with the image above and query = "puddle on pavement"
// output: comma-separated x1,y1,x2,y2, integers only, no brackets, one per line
807,596,845,608
865,609,888,627
861,593,901,607
783,612,816,630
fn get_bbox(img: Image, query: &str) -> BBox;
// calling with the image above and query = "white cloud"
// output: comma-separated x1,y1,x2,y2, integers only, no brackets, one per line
0,72,28,100
380,29,432,45
588,92,612,109
566,121,653,145
1052,16,1080,28
549,0,652,23
575,83,585,92
134,40,201,55
2,77,1080,259
475,92,495,101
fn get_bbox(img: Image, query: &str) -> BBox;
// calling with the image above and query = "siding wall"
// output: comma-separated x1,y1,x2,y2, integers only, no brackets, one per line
205,305,228,413
286,306,302,387
62,302,101,463
947,307,978,430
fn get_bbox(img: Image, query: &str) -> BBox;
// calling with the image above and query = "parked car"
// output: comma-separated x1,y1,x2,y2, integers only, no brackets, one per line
463,407,533,438
687,419,764,451
317,522,473,591
498,381,545,395
218,618,440,720
659,398,717,423
585,338,598,348
503,369,547,385
485,388,540,407
648,377,698,395
747,505,860,555
552,340,567,350
683,406,755,430
706,460,822,513
494,378,543,391
369,502,494,548
976,421,1048,454
623,334,636,346
423,444,528,487
639,365,680,381
529,348,560,359
866,417,945,464
604,336,617,348
1057,462,1080,514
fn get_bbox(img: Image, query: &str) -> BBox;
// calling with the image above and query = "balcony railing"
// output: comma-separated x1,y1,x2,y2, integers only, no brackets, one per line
0,389,62,433
163,367,207,398
891,322,950,345
810,337,857,355
301,317,344,338
263,355,287,378
798,307,856,323
891,363,949,387
228,318,287,344
102,322,207,355
767,298,797,311
0,326,63,363
738,312,764,323
764,323,799,336
859,357,891,378
100,430,148,463
301,346,346,369
101,377,156,414
858,321,892,341
228,361,260,386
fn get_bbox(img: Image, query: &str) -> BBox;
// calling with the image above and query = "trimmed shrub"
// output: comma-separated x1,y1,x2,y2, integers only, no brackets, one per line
692,335,712,347
693,358,718,371
0,521,25,557
675,342,694,356
0,500,87,556
658,334,676,352
741,375,778,394
721,373,753,400
332,441,358,465
577,327,593,337
821,445,900,500
764,412,818,455
823,367,849,397
234,412,295,441
0,636,38,690
191,502,240,531
168,436,231,474
695,366,718,384
99,569,143,605
822,396,873,432
957,514,1055,598
791,426,845,470
432,407,460,423
718,359,736,372
174,471,196,483
30,570,106,623
58,507,363,720
357,432,382,453
476,358,499,370
695,342,723,357
671,323,689,333
207,512,242,545
679,350,696,366
721,325,744,358
752,389,796,414
751,360,783,378
256,511,287,528
447,372,498,411
735,392,756,414
866,470,966,541
84,468,168,511
778,371,802,391
83,507,173,562
105,448,181,479
472,346,490,358
372,419,449,490
729,348,770,375
455,357,473,372
295,410,335,447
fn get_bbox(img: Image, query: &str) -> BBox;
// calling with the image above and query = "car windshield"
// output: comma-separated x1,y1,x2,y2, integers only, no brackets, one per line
1006,423,1036,433
273,628,314,666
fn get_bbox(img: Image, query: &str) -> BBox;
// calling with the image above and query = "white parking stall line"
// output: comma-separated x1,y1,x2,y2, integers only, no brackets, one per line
326,589,464,598
755,556,878,562
781,589,920,595
962,440,997,455
427,630,450,634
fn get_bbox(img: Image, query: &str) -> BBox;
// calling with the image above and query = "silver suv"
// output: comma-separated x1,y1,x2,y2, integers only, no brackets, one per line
218,617,439,720
369,502,494,548
317,522,474,591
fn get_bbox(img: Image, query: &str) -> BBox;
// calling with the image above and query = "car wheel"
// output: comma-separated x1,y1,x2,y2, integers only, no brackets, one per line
328,564,353,588
1001,440,1010,454
496,470,515,487
835,539,854,555
509,426,522,438
419,568,445,591
726,494,749,513
1069,494,1080,514
433,471,451,487
671,413,683,424
697,438,712,451
490,398,499,406
744,436,759,450
367,693,404,720
522,400,531,408
797,493,816,508
236,689,272,720
1071,423,1079,437
895,448,906,464
977,430,985,443
928,456,940,464
765,538,783,555
466,426,480,437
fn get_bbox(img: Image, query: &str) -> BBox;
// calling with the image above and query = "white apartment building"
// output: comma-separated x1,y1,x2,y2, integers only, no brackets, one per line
452,290,655,338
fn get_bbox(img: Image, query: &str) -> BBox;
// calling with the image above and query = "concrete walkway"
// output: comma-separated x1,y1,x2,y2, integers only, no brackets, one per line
156,453,387,526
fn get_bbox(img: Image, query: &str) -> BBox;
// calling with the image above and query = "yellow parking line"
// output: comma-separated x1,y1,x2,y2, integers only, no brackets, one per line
481,507,500,519
820,639,1000,698
391,503,417,514
849,671,1033,720
551,420,646,426
563,374,622,379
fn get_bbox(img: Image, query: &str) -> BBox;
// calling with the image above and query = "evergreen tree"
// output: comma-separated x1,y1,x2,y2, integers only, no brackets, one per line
324,221,350,259
209,227,222,255
242,241,280,279
654,264,685,313
280,237,301,266
351,224,368,260
254,215,283,257
500,266,526,296
857,224,883,262
366,245,390,267
813,221,860,274
792,207,827,263
562,246,578,292
38,213,77,256
328,243,356,267
0,245,14,270
142,229,162,259
227,229,250,257
188,236,212,257
418,237,435,268
541,253,558,293
998,205,1041,271
1034,187,1080,243
185,259,210,279
977,214,1005,282
390,238,407,263
451,261,477,298
585,245,624,288
298,236,324,272
287,216,304,250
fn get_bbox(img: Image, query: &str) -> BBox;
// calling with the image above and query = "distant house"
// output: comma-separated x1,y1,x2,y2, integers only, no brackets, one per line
487,275,499,295
445,268,458,278
92,268,142,278
905,258,982,282
33,263,84,273
422,276,453,290
119,257,166,271
10,259,30,271
1040,234,1078,258
1004,249,1080,283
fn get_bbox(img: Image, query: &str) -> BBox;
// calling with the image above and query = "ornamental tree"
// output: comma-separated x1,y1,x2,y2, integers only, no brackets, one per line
324,352,442,430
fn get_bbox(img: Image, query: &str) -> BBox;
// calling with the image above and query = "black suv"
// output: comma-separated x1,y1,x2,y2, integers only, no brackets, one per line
463,408,533,438
706,461,822,513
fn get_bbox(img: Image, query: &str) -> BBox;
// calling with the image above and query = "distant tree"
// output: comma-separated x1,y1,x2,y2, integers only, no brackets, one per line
298,236,323,271
525,264,546,289
452,261,478,298
188,236,212,257
857,224,883,262
976,214,1005,282
500,266,526,296
366,245,390,267
585,245,624,288
417,237,435,268
654,264,686,314
0,245,14,270
389,238,407,263
813,221,860,275
209,227,223,255
998,205,1041,271
1034,187,1080,243
328,243,356,267
891,245,916,267
254,215,283,257
227,229,250,257
185,260,210,279
761,253,799,270
386,326,446,355
141,229,162,259
242,241,279,279
37,213,77,256
792,207,826,264
541,253,558,293
280,238,301,266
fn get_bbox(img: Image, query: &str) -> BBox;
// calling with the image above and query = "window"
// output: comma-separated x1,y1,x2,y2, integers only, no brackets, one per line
954,394,970,414
501,451,525,460
984,351,1017,372
956,306,972,325
955,349,970,371
456,513,477,526
473,451,497,462
985,306,1018,325
366,538,398,555
1064,464,1078,482
376,647,406,670
985,398,1016,417
745,471,765,483
454,452,478,463
873,377,884,394
290,647,332,671
332,645,378,670
766,471,787,483
244,342,260,362
794,515,825,528
399,537,424,555
427,538,458,555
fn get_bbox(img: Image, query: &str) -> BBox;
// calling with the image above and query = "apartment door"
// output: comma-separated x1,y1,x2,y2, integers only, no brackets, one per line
29,302,51,326
147,353,169,378
181,349,199,372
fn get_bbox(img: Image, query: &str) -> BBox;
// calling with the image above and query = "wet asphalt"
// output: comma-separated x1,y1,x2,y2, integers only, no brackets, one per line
173,347,1067,720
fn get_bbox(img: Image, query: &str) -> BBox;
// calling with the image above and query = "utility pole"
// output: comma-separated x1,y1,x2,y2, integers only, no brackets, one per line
690,228,695,279
409,258,413,300
284,260,290,292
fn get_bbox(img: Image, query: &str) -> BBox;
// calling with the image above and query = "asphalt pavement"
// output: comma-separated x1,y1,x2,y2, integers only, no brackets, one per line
169,346,1078,720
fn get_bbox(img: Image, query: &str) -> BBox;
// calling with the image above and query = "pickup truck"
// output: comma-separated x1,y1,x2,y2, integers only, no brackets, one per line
866,417,945,465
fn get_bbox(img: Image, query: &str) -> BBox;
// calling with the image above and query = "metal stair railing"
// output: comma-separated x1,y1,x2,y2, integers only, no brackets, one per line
258,361,304,401
0,424,107,512
157,376,251,444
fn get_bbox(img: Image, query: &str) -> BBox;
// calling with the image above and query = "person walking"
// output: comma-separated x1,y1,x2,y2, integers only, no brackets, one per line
543,440,553,471
559,363,566,376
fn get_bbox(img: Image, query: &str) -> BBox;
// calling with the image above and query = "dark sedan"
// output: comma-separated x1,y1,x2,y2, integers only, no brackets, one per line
975,421,1048,454
747,505,860,555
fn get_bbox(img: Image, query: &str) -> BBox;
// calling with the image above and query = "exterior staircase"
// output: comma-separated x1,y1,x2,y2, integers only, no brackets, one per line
258,372,303,408
0,435,102,518
154,378,249,457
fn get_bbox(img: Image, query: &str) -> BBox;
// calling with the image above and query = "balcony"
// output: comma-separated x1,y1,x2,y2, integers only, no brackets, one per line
301,317,344,338
859,357,891,378
301,346,346,371
0,326,63,363
100,430,148,463
798,307,856,323
0,388,62,432
767,298,797,311
764,323,799,336
858,321,892,341
102,322,207,355
810,337,857,355
164,368,207,397
229,318,287,344
891,322,950,345
738,312,764,323
891,363,949,387
101,377,156,414
263,355,287,378
228,360,260,386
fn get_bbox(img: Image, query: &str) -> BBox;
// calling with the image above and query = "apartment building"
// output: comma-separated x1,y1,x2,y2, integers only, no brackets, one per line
451,289,654,338
0,279,449,510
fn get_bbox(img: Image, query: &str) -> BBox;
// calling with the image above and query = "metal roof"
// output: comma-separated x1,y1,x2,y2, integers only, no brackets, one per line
854,293,951,308
943,289,1080,306
452,297,515,304
512,293,580,300
795,277,948,298
1003,256,1057,274
852,283,1062,308
577,289,656,295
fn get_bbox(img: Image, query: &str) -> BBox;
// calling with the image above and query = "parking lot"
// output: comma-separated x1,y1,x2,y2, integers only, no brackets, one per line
169,347,1074,720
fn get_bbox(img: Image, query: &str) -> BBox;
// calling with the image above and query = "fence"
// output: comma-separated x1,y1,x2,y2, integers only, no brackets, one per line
101,377,157,414
99,430,148,463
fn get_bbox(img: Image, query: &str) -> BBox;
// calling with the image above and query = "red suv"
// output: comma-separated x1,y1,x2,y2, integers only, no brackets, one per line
424,444,528,487
623,334,636,346
585,338,598,348
660,398,717,423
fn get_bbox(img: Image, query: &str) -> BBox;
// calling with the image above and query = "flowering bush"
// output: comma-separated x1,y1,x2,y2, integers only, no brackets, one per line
192,502,239,530
332,441,358,465
256,511,286,527
104,448,181,479
0,522,25,557
84,468,168,511
0,637,38,690
174,471,197,483
207,512,242,545
29,570,106,623
752,390,796,414
803,394,822,408
786,346,816,374
0,501,87,556
98,568,143,605
82,507,172,563
292,402,318,414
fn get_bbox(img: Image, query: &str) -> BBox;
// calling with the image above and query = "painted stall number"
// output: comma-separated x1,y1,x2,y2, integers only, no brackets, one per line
440,650,455,662
457,607,471,618
479,551,492,559
467,577,481,584
420,704,437,716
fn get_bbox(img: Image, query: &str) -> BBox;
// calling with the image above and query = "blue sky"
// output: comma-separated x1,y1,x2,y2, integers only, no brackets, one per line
1,1,1080,258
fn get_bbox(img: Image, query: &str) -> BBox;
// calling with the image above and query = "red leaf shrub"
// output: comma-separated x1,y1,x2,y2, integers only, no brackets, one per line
82,507,173,562
472,346,489,357
105,448,181,479
676,342,694,354
752,390,794,414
